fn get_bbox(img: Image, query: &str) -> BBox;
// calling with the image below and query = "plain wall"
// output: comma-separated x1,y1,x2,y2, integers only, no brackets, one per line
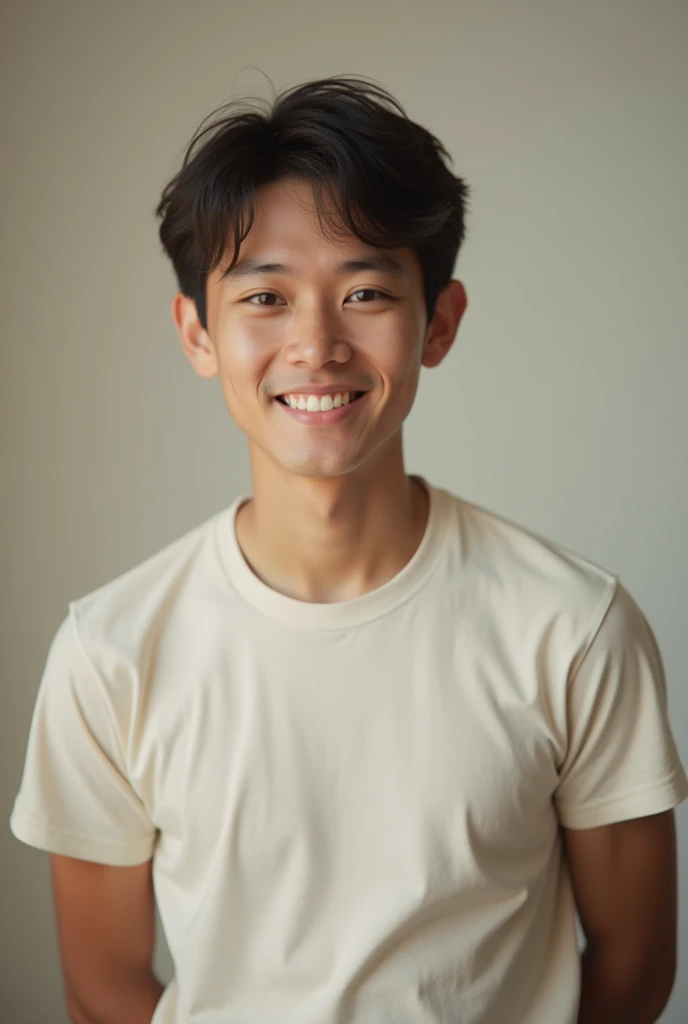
2,0,687,1019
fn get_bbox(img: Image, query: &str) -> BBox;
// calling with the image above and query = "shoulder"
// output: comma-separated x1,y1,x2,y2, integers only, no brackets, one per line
439,487,620,655
66,506,230,672
444,488,617,602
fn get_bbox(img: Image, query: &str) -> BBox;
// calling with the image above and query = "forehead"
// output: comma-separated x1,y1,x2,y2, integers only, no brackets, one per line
215,177,420,284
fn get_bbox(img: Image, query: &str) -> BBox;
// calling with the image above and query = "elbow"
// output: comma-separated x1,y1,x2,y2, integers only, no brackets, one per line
66,1004,90,1024
644,974,677,1023
580,940,677,1024
643,953,678,1022
66,992,94,1024
66,988,107,1024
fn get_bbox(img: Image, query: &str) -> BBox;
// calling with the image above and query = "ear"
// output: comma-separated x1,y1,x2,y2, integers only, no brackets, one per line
421,280,467,369
172,292,218,379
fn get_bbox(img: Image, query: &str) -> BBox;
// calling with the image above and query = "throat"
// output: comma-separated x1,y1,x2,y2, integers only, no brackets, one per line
235,478,429,605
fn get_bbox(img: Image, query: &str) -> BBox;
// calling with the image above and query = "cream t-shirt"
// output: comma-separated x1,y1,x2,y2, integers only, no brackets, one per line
10,480,688,1024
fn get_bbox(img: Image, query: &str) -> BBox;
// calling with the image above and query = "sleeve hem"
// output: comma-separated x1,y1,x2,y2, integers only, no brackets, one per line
9,809,156,866
557,770,688,829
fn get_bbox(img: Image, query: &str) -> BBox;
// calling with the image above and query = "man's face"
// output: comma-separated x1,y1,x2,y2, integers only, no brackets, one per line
179,177,463,479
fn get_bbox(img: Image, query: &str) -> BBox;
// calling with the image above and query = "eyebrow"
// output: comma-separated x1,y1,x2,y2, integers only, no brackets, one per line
221,252,408,282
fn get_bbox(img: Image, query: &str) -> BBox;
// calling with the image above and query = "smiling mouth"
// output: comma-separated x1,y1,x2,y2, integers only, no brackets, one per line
276,391,367,409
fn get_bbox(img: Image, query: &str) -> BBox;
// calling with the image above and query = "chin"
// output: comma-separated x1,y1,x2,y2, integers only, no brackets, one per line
275,450,365,479
283,461,357,480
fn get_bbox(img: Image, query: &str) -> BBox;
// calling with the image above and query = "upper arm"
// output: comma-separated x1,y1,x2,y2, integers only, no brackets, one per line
561,810,678,997
50,853,157,1021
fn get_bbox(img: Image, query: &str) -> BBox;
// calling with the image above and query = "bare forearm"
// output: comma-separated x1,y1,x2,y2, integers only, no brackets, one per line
577,943,669,1024
69,973,165,1024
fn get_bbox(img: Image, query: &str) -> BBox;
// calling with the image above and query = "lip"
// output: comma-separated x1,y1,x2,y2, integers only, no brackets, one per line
276,385,368,397
275,391,368,425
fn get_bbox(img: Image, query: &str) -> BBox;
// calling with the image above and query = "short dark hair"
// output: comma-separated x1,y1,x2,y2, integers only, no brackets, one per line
155,74,470,330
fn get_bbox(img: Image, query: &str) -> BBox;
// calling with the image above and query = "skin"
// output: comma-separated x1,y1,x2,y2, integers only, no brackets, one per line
173,176,468,602
170,175,679,1020
564,811,678,1021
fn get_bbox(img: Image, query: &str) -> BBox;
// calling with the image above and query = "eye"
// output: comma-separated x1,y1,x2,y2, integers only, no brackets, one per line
347,289,390,303
244,292,283,306
242,289,394,306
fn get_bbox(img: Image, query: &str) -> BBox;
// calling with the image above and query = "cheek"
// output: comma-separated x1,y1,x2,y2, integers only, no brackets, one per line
230,322,266,357
378,323,424,397
217,327,274,387
374,330,423,387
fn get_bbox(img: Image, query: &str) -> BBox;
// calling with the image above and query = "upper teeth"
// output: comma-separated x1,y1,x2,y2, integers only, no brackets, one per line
283,392,354,411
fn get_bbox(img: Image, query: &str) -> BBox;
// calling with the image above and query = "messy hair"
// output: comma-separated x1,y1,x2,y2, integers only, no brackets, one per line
155,74,470,329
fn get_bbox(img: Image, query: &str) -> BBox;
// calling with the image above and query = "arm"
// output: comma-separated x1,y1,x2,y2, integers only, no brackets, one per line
50,853,165,1024
561,810,678,1024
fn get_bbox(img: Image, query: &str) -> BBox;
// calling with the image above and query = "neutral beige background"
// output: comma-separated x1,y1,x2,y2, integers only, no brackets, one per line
2,0,687,1020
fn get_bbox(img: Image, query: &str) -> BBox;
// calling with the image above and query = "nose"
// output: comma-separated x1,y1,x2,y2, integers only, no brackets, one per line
282,304,352,369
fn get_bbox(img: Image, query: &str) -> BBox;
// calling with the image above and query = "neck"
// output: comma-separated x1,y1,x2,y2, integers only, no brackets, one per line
235,442,429,603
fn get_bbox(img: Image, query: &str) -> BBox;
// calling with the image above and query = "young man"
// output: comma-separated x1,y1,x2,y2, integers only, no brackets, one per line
10,75,688,1024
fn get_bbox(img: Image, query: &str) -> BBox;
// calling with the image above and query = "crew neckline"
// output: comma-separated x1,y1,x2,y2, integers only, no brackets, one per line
213,477,454,630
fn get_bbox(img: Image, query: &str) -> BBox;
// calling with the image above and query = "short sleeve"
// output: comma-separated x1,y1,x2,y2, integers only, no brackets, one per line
9,608,157,865
554,580,688,830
